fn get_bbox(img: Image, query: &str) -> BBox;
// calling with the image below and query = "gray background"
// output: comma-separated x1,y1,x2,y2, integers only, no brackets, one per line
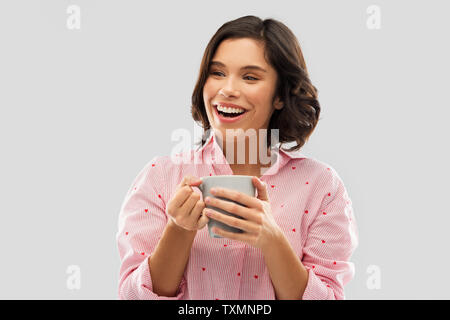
0,0,448,299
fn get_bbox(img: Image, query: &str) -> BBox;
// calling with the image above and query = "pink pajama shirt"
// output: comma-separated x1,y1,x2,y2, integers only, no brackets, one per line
116,133,358,299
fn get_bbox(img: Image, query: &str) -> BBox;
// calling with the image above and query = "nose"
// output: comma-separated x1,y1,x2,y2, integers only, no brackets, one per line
219,78,240,98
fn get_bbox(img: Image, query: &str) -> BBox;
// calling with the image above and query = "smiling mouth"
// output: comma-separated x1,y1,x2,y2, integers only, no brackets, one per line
213,104,247,118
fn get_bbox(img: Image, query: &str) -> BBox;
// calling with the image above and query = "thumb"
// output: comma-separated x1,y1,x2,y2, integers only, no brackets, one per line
252,176,269,201
176,176,202,193
179,175,202,188
188,176,203,186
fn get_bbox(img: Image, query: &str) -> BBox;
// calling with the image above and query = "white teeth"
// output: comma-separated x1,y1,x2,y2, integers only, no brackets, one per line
216,104,245,114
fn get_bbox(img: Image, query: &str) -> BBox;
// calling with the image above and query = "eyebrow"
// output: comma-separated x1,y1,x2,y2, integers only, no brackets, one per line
210,60,268,73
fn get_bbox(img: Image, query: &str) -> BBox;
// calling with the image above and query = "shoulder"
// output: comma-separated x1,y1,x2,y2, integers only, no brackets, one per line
287,154,336,177
140,151,192,173
288,155,346,191
135,154,184,187
128,154,177,190
128,155,164,192
138,153,195,199
303,157,352,209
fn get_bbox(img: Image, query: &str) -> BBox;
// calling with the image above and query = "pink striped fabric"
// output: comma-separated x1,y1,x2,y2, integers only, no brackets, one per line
116,133,358,300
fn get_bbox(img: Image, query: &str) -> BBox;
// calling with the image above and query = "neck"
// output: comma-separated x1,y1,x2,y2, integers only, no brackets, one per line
215,131,273,174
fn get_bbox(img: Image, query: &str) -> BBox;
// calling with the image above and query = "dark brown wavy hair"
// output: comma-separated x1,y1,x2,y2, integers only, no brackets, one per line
191,15,321,152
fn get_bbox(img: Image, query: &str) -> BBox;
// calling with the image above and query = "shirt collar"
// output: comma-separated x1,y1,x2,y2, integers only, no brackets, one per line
196,131,307,160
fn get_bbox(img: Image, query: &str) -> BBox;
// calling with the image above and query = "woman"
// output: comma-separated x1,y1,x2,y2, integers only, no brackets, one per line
116,15,358,300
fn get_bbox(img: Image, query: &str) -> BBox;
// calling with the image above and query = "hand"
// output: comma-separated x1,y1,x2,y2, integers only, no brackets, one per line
203,176,283,250
166,175,209,231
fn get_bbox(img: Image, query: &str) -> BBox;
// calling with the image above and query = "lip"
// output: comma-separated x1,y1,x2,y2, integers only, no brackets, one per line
213,104,248,124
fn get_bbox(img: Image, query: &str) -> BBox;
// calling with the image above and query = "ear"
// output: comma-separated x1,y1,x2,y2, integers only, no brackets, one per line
274,96,284,110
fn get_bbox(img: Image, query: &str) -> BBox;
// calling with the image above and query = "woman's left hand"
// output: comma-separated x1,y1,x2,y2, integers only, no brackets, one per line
203,176,283,250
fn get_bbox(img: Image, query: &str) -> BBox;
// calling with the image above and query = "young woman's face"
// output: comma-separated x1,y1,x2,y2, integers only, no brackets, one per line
203,38,283,140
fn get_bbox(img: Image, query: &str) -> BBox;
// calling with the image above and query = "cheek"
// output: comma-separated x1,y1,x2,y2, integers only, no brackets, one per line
203,81,217,104
203,81,211,98
202,82,215,119
248,86,274,111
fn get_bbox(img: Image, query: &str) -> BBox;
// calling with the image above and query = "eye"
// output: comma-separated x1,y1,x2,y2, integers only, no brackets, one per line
209,71,258,81
244,75,258,81
210,71,224,76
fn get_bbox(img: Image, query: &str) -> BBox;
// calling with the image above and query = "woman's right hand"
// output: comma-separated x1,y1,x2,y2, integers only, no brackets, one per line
166,175,209,231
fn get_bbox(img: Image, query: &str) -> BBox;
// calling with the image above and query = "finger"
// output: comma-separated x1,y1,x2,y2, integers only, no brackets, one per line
176,175,202,192
189,197,206,220
180,192,201,215
196,209,210,229
205,196,257,222
171,185,193,208
172,175,202,208
210,187,261,210
205,209,259,234
252,176,269,201
211,226,255,243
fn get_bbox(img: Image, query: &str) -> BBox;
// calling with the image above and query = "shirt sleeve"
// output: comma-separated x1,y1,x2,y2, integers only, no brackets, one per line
116,156,187,300
301,169,359,300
